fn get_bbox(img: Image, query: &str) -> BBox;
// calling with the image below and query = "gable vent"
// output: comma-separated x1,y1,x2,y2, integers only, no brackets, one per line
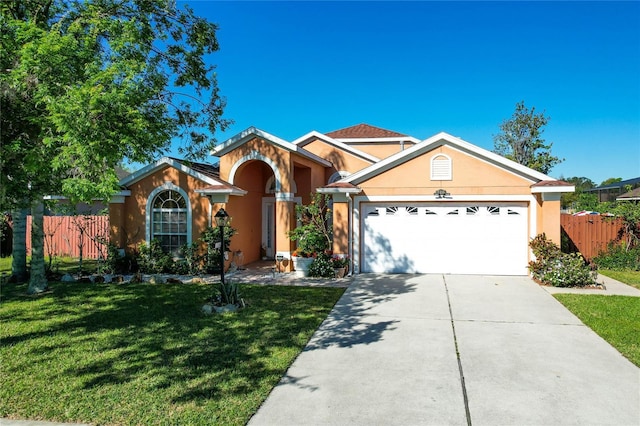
431,154,452,180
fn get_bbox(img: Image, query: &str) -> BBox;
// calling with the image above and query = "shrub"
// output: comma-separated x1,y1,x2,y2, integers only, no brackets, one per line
214,279,245,307
308,253,335,278
176,242,202,275
593,242,640,271
200,225,237,274
528,233,597,287
288,193,333,256
137,240,174,274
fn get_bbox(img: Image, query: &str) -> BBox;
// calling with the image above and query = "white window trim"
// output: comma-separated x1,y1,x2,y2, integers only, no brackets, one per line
146,182,192,247
430,153,452,181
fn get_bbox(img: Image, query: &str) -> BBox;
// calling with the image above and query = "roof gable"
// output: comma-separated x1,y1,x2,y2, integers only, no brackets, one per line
342,132,562,188
119,157,222,188
212,127,332,167
292,131,380,164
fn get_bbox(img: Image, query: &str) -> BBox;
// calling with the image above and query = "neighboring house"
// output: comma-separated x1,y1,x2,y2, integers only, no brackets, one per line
586,177,640,203
109,124,574,275
617,187,640,202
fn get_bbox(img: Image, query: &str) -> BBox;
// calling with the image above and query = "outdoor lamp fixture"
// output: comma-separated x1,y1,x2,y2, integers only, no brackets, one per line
434,188,450,199
214,208,230,285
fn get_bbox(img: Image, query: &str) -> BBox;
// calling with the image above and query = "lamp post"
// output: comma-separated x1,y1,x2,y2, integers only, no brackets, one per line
214,208,230,285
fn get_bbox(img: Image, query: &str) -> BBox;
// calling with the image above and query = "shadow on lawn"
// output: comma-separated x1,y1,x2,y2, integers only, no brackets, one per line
0,274,418,409
0,282,342,407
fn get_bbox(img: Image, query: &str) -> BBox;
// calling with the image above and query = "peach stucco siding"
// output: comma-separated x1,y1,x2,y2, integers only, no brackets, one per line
110,128,570,276
113,166,211,252
347,142,416,159
358,145,532,197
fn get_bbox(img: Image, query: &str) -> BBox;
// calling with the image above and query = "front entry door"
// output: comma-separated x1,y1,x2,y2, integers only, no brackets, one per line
262,198,275,259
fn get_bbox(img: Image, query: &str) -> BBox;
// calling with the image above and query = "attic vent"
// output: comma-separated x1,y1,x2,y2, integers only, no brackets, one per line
430,154,452,181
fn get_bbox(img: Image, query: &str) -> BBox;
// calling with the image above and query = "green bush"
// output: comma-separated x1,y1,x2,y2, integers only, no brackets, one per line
308,253,335,278
593,242,640,271
529,233,597,287
200,225,237,274
137,240,174,274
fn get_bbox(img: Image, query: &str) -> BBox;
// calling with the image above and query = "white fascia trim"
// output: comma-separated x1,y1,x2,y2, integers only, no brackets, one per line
344,131,553,185
195,188,248,196
431,132,552,181
335,136,421,144
292,131,381,164
119,157,219,187
212,127,291,155
353,194,534,203
213,127,332,167
316,187,362,194
531,185,575,194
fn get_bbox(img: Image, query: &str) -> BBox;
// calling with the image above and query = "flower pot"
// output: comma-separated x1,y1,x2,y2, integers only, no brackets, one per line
334,267,346,278
292,256,314,278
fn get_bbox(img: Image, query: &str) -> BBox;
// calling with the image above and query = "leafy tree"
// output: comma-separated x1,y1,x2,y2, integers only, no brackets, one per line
1,0,229,293
560,176,596,210
599,177,622,187
493,101,563,174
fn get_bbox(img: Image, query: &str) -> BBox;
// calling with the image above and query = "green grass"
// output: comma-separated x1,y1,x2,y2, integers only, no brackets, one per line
0,281,344,425
599,269,640,290
0,256,99,278
554,294,640,367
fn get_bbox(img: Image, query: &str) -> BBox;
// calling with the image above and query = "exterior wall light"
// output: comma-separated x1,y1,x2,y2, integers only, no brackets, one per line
434,189,451,199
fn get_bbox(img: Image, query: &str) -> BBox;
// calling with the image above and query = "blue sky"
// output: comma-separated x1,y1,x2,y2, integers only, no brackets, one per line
176,1,639,185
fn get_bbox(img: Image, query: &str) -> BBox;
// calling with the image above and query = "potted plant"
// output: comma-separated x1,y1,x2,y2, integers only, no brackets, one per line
331,255,349,278
288,194,333,277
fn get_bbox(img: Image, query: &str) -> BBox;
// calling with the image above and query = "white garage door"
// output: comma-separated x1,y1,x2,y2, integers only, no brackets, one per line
362,203,528,275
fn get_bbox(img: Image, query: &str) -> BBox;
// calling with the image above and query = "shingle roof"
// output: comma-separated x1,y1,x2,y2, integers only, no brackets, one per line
169,157,219,180
531,180,572,187
325,123,407,139
617,187,640,200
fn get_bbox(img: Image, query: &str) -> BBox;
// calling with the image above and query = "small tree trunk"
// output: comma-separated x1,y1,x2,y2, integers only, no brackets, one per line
28,202,48,294
11,207,28,282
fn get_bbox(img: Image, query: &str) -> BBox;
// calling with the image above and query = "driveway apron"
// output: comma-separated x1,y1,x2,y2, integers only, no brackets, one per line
248,274,640,426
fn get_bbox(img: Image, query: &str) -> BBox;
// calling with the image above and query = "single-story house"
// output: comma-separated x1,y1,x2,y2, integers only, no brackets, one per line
109,124,574,275
586,176,640,203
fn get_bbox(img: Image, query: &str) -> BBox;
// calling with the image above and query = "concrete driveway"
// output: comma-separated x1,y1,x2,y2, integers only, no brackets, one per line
249,274,640,426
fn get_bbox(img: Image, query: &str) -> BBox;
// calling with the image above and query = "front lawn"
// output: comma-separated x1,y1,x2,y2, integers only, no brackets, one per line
554,294,640,367
0,256,99,277
0,281,344,425
599,269,640,291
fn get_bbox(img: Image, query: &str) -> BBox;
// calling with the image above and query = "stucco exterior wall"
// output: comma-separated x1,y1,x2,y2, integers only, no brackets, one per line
301,139,375,177
347,142,416,159
357,145,532,197
114,165,211,252
536,194,561,245
332,201,349,255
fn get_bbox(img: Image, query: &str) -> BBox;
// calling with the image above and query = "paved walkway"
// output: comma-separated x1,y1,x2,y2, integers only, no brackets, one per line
249,274,640,425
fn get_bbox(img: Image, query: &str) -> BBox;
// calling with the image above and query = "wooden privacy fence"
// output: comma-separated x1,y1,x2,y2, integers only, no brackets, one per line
561,214,624,260
26,215,110,260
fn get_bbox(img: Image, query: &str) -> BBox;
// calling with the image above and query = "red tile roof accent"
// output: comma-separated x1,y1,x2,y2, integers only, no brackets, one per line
325,123,407,139
531,180,571,187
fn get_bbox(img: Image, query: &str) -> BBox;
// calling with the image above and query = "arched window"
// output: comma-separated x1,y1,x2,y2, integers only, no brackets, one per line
150,189,188,256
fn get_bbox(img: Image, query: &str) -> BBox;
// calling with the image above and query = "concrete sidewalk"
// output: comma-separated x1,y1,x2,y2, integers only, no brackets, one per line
249,274,640,426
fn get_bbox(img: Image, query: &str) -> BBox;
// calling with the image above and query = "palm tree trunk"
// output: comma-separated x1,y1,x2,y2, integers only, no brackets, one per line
11,208,28,282
28,202,48,294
